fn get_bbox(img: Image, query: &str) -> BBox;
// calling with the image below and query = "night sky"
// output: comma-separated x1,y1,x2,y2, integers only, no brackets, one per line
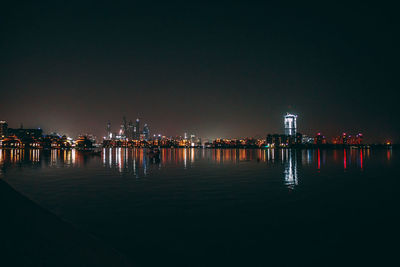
1,1,399,142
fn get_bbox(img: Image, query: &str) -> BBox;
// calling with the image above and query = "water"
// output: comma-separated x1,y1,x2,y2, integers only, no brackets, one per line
1,148,398,266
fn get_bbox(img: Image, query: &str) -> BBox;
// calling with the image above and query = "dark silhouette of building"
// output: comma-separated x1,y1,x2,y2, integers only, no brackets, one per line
128,120,134,139
314,133,326,145
134,118,140,139
8,127,43,139
0,120,8,138
75,136,94,149
295,132,303,144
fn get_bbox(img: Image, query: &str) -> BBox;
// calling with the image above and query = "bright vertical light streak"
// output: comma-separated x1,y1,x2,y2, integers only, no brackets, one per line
117,148,122,172
109,148,112,168
317,149,321,170
72,149,76,165
387,149,391,161
343,149,347,170
183,148,187,169
360,150,363,170
190,148,195,163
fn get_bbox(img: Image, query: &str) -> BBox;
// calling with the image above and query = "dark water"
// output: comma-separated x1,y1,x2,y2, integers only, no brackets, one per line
1,148,399,266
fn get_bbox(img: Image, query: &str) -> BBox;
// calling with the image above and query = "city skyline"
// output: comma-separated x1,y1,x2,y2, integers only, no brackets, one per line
1,2,399,143
0,113,386,145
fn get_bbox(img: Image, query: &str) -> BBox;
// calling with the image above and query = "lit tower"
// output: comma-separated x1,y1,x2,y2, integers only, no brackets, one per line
284,113,297,136
128,120,134,139
134,118,140,139
106,121,112,139
143,124,150,140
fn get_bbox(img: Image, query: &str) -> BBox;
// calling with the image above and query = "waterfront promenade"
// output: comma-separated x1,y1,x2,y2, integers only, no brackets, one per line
0,179,133,267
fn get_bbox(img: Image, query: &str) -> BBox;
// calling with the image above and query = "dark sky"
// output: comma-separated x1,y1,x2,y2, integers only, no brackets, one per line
1,1,399,142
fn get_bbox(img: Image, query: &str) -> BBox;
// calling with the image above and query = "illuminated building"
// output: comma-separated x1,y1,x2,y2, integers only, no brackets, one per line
127,120,134,139
332,132,363,145
189,134,202,147
106,121,112,140
119,116,127,139
341,133,347,145
143,124,150,140
302,135,314,144
284,113,297,136
0,136,22,148
314,133,326,145
266,134,291,147
0,120,8,138
355,133,363,144
134,118,140,139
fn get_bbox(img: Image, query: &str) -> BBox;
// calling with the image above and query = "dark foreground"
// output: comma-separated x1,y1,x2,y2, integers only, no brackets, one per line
0,179,132,267
2,174,399,267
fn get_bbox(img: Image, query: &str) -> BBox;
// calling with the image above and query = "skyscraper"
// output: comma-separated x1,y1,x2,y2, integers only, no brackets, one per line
143,124,150,140
134,118,140,139
0,120,8,138
106,121,112,139
284,113,297,136
128,120,134,139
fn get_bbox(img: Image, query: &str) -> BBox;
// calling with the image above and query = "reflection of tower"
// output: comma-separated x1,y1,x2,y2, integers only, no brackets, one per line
284,150,298,189
143,124,150,140
284,113,297,136
106,121,112,139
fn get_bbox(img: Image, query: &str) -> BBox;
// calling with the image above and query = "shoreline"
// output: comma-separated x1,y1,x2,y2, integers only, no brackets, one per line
0,144,397,150
0,179,133,267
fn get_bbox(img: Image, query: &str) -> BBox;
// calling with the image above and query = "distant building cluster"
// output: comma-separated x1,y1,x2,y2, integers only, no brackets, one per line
263,113,365,148
105,117,150,141
210,138,264,148
0,120,96,149
103,117,203,148
331,133,363,145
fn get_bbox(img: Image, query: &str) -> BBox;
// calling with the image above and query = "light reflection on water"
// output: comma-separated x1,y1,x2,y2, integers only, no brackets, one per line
1,147,398,267
0,147,388,189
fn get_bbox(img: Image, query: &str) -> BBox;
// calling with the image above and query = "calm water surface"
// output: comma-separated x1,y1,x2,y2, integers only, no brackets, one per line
1,148,398,266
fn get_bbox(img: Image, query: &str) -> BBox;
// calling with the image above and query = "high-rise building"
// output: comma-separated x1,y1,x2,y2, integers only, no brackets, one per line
284,113,297,136
120,116,127,138
143,124,150,140
106,121,112,139
127,120,134,139
134,118,140,139
0,120,8,138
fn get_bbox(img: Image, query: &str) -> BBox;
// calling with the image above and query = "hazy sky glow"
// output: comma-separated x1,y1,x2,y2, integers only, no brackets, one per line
1,1,399,142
